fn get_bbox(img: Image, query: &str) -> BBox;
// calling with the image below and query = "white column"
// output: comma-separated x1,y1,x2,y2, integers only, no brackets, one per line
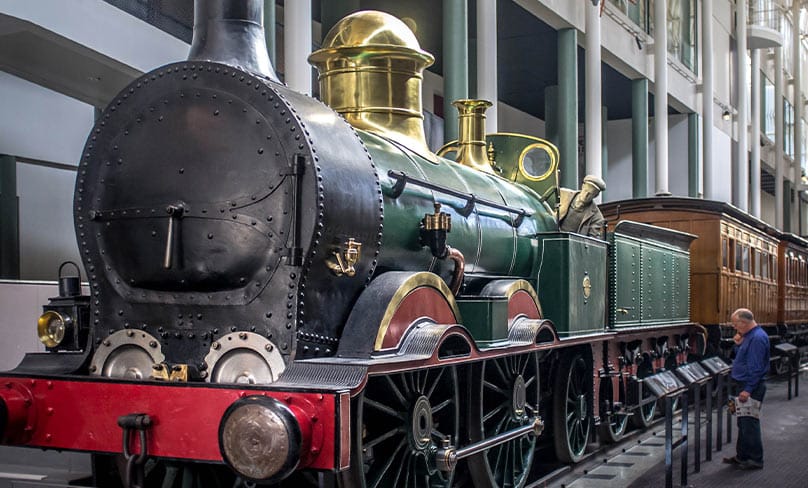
586,0,602,181
477,0,498,133
735,0,748,211
793,0,802,224
702,0,714,200
751,49,761,218
654,0,669,194
776,47,784,229
284,0,312,95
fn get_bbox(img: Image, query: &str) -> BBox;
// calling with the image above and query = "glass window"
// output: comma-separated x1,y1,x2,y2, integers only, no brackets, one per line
722,237,729,268
735,242,743,272
754,249,761,277
762,252,769,280
742,246,750,274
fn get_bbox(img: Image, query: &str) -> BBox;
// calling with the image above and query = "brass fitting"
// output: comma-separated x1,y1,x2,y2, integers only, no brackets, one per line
453,99,495,174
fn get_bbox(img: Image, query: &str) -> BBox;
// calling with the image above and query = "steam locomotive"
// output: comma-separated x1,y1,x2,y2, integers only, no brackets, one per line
0,2,705,487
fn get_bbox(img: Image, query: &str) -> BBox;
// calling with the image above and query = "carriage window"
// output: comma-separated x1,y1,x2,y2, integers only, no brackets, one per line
722,237,729,268
761,252,769,280
772,255,777,281
733,240,741,272
742,246,750,274
753,250,760,277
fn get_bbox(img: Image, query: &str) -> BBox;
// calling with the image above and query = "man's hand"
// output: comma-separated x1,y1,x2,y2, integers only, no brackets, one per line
738,390,750,403
733,333,743,345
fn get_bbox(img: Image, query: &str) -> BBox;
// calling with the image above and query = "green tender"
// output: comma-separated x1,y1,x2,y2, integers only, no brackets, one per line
536,232,607,337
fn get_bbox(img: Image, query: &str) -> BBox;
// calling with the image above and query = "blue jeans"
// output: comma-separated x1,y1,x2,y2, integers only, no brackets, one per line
734,382,766,464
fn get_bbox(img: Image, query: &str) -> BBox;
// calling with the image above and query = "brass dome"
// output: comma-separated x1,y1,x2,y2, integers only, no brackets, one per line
310,10,434,67
309,11,436,160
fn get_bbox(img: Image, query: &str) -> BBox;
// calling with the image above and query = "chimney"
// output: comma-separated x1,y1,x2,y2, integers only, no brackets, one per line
187,0,279,81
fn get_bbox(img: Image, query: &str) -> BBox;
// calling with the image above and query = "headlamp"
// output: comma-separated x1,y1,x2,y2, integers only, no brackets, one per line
219,396,302,483
37,311,67,348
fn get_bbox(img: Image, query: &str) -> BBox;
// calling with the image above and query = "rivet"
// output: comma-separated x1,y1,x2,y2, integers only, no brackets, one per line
149,341,158,348
212,342,221,350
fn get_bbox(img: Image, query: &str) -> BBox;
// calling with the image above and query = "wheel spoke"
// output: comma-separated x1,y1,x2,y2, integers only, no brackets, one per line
384,375,408,407
432,397,452,413
365,398,405,420
483,380,507,396
492,358,510,383
482,403,507,423
364,426,404,450
425,367,445,399
369,438,407,488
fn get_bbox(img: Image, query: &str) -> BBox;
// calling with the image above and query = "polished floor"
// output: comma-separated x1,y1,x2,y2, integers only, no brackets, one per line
552,369,808,488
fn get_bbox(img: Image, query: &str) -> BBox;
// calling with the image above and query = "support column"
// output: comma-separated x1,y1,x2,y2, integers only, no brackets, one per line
688,113,700,198
776,47,784,229
632,78,649,198
784,180,793,233
602,106,609,200
750,49,761,217
320,0,360,40
477,0,498,133
735,0,749,210
558,28,579,189
585,0,602,181
443,0,469,143
654,0,669,195
0,155,19,279
545,85,559,145
284,0,312,94
793,0,802,234
264,0,276,65
702,0,714,199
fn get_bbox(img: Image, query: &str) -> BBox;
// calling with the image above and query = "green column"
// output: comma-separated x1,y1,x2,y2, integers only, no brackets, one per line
320,0,360,39
264,0,278,65
558,28,578,188
688,112,700,197
602,106,608,200
632,78,649,198
0,155,19,279
443,0,469,143
784,180,792,233
545,85,559,145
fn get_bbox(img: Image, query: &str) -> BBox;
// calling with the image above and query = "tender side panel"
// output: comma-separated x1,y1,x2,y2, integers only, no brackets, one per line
610,230,690,328
537,232,607,336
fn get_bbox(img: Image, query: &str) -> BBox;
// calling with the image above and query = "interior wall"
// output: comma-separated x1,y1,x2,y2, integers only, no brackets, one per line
604,114,691,201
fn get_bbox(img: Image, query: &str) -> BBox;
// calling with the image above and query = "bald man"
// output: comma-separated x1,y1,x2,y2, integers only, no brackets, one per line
723,308,769,469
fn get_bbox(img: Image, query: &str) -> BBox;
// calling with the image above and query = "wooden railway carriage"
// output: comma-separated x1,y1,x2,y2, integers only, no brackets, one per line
0,4,707,488
601,197,805,358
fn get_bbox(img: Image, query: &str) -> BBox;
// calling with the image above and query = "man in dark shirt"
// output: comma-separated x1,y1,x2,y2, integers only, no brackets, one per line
724,308,769,469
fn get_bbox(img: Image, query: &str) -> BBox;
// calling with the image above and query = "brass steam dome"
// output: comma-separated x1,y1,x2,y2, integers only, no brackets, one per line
309,11,436,159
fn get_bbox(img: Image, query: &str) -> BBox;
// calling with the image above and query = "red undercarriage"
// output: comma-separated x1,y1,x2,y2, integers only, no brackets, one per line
0,376,346,470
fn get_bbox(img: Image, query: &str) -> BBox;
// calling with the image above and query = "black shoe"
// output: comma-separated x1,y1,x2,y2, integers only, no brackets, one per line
739,460,763,470
723,456,741,465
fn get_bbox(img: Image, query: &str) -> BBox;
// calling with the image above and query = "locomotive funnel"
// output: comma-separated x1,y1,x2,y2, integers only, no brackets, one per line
188,0,279,81
453,99,496,174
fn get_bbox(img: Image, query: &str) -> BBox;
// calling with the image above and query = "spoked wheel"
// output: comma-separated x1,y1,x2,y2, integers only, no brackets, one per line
339,366,459,488
632,354,657,429
598,379,627,444
553,352,592,463
468,353,539,488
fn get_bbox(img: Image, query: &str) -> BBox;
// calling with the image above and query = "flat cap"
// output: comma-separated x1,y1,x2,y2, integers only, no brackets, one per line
582,174,606,191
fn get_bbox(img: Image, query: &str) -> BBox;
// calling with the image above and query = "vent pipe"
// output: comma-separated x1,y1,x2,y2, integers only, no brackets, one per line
188,0,279,81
